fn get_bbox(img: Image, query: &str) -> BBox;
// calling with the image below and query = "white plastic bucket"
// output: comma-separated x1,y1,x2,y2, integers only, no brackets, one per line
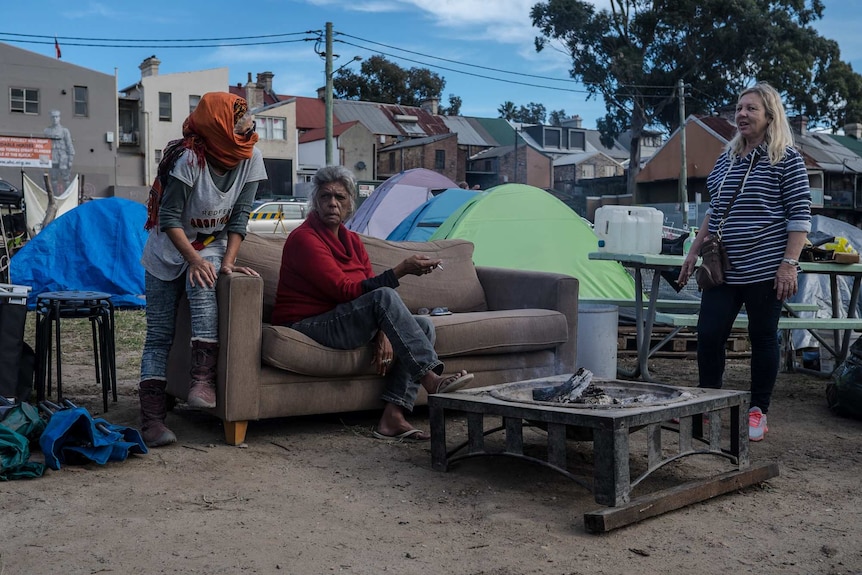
576,304,619,379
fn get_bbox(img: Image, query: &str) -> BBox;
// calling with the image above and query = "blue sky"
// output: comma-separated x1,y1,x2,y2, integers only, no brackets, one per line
3,0,861,131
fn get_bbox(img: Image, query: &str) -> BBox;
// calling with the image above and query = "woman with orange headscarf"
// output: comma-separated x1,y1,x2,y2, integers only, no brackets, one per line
138,92,267,447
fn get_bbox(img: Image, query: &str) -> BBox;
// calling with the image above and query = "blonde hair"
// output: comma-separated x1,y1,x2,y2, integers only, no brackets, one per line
727,82,794,165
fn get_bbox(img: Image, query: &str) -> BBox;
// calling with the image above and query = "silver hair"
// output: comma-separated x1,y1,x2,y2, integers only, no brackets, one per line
309,165,357,219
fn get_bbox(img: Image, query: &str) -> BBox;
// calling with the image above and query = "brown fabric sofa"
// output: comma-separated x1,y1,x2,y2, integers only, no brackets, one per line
166,233,579,444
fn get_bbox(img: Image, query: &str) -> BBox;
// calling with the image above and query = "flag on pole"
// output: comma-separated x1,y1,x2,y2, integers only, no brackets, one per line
54,37,62,59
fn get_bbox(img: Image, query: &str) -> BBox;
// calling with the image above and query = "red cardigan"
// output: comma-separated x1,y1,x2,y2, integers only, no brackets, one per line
271,211,373,325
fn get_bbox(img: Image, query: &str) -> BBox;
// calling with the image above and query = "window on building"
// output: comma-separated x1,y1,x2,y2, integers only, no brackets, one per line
581,164,595,179
189,95,201,114
388,152,396,172
435,150,445,170
256,117,286,140
73,86,88,116
159,92,172,121
545,128,561,148
10,88,39,114
602,165,616,177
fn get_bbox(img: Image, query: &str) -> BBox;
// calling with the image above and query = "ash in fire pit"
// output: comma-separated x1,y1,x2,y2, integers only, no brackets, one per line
531,368,614,405
487,370,693,409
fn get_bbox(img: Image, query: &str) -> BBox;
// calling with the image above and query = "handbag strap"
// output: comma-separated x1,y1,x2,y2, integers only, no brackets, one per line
715,148,762,238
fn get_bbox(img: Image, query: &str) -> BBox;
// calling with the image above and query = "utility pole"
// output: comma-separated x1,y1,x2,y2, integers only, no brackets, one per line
677,78,688,228
324,22,334,166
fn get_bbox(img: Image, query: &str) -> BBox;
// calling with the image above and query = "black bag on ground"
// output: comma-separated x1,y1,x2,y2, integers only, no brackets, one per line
695,234,731,290
827,339,862,420
0,301,29,401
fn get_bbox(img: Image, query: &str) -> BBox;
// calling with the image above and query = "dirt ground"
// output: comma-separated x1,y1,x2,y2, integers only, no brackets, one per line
2,337,862,575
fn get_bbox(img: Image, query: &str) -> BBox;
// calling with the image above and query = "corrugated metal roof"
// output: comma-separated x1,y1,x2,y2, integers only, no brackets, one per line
440,116,497,146
378,104,449,137
334,100,401,136
381,133,455,151
471,117,516,147
298,120,360,144
294,96,326,131
553,151,601,166
797,131,862,173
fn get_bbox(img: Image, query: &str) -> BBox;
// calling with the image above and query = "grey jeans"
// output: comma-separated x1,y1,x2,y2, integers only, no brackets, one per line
140,255,221,382
289,287,443,411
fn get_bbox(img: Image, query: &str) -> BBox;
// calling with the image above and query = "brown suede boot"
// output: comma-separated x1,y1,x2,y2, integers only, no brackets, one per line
138,379,177,447
187,340,218,409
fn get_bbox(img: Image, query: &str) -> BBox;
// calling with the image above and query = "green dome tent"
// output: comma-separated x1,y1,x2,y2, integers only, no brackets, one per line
430,183,636,300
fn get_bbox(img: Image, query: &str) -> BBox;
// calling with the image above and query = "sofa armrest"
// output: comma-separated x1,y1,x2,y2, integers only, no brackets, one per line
475,266,579,374
216,273,264,423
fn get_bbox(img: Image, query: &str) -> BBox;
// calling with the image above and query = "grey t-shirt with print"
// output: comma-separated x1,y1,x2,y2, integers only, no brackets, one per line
141,147,267,281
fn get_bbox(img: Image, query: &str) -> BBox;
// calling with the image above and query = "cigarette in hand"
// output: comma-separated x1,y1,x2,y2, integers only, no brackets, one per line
435,263,443,270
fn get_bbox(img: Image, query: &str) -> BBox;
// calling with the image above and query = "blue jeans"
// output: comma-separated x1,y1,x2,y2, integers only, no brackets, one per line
697,280,783,413
140,255,221,382
289,287,443,411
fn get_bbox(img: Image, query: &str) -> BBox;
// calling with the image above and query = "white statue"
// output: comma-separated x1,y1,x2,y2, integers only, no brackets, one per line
44,110,75,194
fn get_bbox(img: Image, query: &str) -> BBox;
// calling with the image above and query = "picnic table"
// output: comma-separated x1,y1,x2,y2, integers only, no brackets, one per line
586,251,862,382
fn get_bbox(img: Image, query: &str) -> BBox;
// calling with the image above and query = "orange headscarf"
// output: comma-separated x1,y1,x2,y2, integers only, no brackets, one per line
145,92,258,230
183,92,258,169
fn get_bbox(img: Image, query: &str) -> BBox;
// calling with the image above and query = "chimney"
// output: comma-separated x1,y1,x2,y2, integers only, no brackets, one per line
420,97,439,115
844,123,862,140
790,115,808,135
570,115,582,128
139,55,161,78
317,86,326,100
257,71,274,93
245,72,263,110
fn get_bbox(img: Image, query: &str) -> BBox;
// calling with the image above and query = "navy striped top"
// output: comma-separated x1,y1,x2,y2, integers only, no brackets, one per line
705,144,811,284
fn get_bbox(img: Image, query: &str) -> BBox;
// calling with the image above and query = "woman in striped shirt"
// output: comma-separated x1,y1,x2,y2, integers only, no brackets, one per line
678,82,811,442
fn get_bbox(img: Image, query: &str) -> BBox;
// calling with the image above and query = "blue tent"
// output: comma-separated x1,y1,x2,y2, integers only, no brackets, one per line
11,197,148,309
386,188,478,241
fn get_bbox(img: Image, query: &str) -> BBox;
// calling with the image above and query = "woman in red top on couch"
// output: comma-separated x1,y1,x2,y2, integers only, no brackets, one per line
271,166,473,441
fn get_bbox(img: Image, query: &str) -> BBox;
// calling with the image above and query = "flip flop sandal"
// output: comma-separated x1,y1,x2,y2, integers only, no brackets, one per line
434,372,474,394
372,428,429,442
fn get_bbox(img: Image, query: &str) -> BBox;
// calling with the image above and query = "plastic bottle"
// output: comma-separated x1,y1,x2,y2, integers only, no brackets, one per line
682,227,697,256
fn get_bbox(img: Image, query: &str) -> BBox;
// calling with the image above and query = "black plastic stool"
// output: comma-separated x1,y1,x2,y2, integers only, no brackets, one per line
35,290,116,412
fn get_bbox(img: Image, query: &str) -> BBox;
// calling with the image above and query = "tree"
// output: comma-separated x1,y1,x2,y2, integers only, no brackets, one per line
531,0,862,195
440,94,462,116
498,101,517,120
548,109,568,126
332,55,452,108
497,101,547,124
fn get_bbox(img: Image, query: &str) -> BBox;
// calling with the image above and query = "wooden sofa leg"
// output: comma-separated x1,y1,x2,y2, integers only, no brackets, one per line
223,420,249,445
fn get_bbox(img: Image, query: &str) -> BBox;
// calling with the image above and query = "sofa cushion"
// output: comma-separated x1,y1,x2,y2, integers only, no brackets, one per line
361,236,488,313
262,324,377,377
261,309,566,376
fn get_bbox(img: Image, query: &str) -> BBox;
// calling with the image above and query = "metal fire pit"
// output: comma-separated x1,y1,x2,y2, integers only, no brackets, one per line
428,374,779,532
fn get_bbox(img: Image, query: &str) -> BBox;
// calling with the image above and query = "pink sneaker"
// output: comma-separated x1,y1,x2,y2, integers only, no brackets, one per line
748,407,768,441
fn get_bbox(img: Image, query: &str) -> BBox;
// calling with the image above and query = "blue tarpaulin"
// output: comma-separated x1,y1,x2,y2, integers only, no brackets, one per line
10,197,148,309
38,406,147,470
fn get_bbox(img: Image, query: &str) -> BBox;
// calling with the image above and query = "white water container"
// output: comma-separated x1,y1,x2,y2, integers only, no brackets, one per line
594,206,638,252
594,206,663,253
628,206,664,254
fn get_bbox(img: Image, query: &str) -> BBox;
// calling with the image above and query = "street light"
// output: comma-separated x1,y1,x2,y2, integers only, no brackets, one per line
324,22,362,165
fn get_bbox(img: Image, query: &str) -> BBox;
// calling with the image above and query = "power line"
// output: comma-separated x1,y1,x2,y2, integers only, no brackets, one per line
335,39,591,95
337,32,581,85
0,30,315,42
0,37,315,49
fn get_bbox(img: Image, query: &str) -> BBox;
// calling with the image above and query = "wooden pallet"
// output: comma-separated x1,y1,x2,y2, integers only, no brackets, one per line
617,325,750,358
